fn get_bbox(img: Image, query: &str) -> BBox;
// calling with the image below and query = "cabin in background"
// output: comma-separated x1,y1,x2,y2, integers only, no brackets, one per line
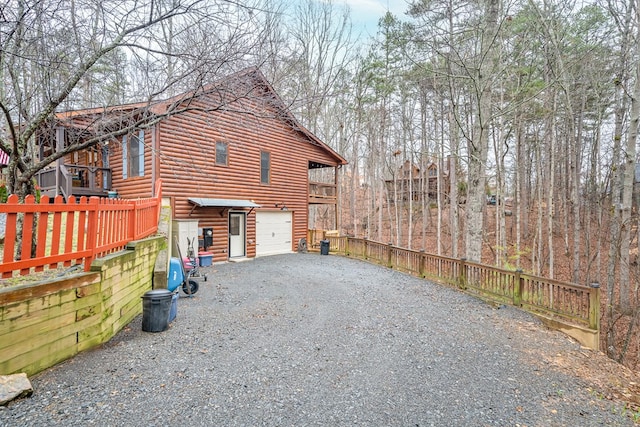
36,68,347,262
384,159,450,205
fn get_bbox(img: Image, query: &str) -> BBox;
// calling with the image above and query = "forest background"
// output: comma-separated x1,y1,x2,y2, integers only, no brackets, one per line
1,0,639,370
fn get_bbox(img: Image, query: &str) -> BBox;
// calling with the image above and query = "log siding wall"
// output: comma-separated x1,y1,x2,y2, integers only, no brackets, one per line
109,129,155,199
110,75,343,262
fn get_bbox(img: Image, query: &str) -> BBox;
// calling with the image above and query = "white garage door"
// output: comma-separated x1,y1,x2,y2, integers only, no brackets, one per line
256,211,293,256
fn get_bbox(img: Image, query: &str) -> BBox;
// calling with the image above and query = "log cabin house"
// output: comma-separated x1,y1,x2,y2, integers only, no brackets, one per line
384,159,450,205
35,68,347,262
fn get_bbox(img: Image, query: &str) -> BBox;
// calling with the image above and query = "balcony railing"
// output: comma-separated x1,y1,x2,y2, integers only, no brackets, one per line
309,181,336,204
35,164,112,198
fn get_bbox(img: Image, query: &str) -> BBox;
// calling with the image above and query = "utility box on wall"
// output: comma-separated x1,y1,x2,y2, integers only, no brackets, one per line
202,227,213,250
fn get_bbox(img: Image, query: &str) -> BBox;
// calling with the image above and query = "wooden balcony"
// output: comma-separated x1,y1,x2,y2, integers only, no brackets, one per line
35,164,112,199
309,181,336,204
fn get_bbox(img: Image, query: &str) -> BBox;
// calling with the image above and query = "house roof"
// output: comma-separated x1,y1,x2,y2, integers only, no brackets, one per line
56,102,149,119
188,198,261,209
55,68,347,167
153,67,347,167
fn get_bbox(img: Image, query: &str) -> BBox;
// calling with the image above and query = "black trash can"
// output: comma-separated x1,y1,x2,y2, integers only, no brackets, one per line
320,239,330,255
141,289,173,332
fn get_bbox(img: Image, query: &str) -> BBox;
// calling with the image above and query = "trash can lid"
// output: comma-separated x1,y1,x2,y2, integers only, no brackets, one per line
142,289,173,299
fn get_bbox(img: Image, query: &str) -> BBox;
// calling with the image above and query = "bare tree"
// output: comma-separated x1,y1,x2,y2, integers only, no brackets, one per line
0,0,272,200
604,0,637,360
463,0,502,263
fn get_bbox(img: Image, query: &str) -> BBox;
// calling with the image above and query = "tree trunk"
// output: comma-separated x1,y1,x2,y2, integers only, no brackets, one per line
534,139,544,276
619,44,640,312
515,111,523,269
464,0,500,263
606,0,635,358
546,92,557,278
572,92,586,284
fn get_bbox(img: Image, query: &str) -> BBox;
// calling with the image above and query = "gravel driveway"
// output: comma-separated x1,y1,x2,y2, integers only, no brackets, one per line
0,253,634,426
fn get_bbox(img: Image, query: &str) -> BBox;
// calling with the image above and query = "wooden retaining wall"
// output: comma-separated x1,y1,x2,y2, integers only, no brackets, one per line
0,236,164,376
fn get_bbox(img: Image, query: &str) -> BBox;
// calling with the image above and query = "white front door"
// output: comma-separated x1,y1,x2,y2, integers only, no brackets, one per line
228,212,246,258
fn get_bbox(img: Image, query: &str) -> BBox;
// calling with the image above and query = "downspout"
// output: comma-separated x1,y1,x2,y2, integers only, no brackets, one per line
152,124,159,197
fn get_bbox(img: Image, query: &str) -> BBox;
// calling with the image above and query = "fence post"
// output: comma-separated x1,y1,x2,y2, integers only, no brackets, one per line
345,236,350,256
513,268,523,306
589,282,600,331
419,249,425,278
19,195,36,275
84,197,100,271
387,242,393,268
129,200,137,241
458,258,467,289
364,239,368,260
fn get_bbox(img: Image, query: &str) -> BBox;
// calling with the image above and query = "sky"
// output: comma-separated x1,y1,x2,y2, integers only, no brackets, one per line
341,0,410,37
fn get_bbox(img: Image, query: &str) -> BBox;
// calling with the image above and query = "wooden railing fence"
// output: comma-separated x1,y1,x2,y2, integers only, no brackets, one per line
323,235,600,333
35,164,113,198
0,180,162,278
308,181,337,203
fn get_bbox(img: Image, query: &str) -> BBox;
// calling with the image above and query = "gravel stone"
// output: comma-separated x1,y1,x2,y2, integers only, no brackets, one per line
0,253,633,426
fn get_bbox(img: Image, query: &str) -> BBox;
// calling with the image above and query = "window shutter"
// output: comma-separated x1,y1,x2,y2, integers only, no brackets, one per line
138,130,144,176
122,135,128,179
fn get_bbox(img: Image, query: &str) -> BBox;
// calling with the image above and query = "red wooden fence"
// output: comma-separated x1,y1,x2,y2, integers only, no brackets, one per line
0,180,162,278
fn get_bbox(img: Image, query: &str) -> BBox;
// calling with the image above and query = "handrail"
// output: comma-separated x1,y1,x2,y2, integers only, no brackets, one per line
35,163,112,196
308,181,336,200
60,164,70,198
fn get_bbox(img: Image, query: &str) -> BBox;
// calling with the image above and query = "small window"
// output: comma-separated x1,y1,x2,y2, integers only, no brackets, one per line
215,141,228,166
122,130,144,179
230,215,240,236
260,151,270,184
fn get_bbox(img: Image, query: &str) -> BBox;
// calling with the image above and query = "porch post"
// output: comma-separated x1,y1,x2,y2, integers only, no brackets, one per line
152,124,159,197
334,165,340,232
55,127,64,197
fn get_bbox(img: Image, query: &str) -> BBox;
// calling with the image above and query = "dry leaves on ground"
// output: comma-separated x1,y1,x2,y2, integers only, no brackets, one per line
547,345,640,415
